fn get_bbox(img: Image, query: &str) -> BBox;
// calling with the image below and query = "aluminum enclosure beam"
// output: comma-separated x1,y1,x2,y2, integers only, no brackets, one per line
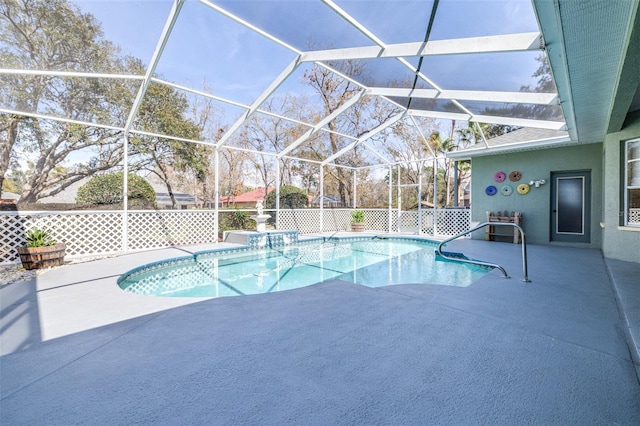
322,112,404,165
367,87,558,105
301,33,543,62
216,57,301,148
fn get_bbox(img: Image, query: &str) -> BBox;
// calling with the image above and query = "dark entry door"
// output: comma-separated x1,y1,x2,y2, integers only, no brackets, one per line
550,171,590,243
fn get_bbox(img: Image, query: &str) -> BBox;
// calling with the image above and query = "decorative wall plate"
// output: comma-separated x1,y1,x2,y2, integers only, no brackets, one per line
500,185,513,196
517,183,530,195
509,170,522,182
494,171,506,182
485,185,497,196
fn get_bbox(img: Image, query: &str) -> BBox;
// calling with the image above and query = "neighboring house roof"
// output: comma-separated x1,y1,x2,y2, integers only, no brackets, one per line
0,192,20,200
38,178,91,204
219,187,274,204
448,128,571,160
311,195,342,205
38,176,192,205
156,192,196,205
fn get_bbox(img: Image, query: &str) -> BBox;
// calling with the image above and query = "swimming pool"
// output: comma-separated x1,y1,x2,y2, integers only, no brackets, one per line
118,237,488,298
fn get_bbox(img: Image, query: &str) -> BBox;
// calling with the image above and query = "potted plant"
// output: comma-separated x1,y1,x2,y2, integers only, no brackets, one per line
350,210,366,232
17,228,66,270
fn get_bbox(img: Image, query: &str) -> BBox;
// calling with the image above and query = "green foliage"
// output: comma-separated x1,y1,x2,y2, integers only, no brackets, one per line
26,228,56,247
0,0,141,202
264,186,308,209
2,178,19,194
351,210,365,223
76,172,156,208
218,210,251,234
230,210,250,229
129,83,209,208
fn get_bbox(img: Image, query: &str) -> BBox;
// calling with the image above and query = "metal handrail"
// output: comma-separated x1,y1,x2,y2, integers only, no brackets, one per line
436,222,530,282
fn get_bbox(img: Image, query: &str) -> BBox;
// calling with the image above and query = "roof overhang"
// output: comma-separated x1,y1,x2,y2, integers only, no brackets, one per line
448,134,573,160
533,0,639,144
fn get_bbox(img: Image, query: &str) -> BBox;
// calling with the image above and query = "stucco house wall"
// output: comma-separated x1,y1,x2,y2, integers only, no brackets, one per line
470,143,603,248
603,111,640,263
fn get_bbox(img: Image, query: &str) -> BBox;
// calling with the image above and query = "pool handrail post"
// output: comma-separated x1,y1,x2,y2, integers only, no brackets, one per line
436,222,530,282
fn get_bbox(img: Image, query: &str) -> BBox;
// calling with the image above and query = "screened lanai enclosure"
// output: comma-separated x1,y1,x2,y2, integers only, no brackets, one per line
0,0,568,263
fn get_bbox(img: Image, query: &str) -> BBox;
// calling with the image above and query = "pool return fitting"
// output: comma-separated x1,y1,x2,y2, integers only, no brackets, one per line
436,222,530,282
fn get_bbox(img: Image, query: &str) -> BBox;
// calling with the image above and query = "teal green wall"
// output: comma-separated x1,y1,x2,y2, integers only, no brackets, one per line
603,111,640,263
471,143,603,247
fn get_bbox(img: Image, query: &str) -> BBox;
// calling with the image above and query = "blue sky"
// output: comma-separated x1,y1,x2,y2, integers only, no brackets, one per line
75,2,540,83
73,0,543,132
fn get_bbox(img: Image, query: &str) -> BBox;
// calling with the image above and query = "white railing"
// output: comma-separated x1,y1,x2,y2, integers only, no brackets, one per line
0,208,470,265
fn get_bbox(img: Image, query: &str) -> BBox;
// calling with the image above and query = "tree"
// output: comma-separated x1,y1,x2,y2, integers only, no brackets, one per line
129,83,205,209
218,145,250,208
264,185,308,209
76,172,156,208
0,0,137,202
239,95,310,191
1,177,18,193
303,60,400,205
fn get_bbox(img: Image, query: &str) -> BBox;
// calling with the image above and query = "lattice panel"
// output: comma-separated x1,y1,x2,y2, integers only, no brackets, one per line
0,211,124,264
420,210,435,235
36,212,124,256
389,210,399,232
1,213,30,263
435,209,471,236
629,208,640,224
278,210,322,234
364,209,391,231
398,211,419,233
322,209,351,231
127,210,217,250
1,208,471,265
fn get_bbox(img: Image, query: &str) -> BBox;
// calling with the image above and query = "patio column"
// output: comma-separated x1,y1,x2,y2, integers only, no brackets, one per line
319,165,324,233
388,165,392,233
353,169,357,209
453,161,459,207
433,157,438,237
397,165,401,232
122,133,129,253
275,159,280,229
214,148,219,244
418,166,422,235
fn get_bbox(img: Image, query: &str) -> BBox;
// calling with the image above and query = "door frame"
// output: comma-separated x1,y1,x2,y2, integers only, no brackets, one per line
550,170,591,243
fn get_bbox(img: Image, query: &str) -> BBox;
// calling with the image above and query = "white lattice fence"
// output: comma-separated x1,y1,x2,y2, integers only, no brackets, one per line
1,208,471,265
322,209,351,231
435,208,471,236
396,209,471,236
420,210,435,235
398,211,419,233
127,210,217,250
278,210,322,234
389,210,399,232
1,211,124,264
363,209,391,231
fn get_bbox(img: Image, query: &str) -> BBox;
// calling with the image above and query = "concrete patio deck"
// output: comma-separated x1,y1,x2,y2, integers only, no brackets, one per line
1,236,640,424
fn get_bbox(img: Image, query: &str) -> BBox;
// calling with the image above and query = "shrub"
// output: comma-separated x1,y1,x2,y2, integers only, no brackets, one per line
218,210,251,235
76,172,156,208
264,185,308,209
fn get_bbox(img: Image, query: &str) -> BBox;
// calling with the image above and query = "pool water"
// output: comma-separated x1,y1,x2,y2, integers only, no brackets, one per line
118,237,488,298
